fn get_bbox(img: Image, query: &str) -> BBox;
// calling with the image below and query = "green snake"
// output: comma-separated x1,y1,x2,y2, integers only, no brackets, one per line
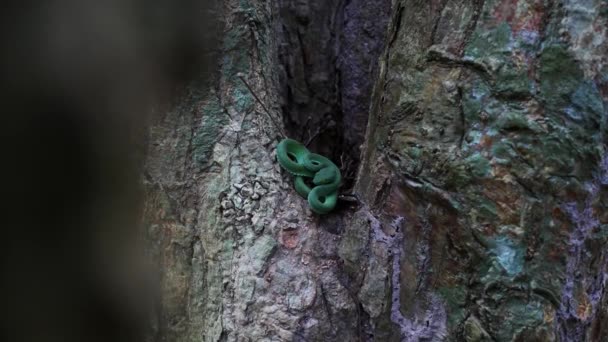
276,139,341,214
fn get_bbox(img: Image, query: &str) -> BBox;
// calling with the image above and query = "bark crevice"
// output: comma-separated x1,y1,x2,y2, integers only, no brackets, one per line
274,0,392,191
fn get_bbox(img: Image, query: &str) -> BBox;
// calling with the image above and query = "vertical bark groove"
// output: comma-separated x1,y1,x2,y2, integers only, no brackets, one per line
275,0,391,191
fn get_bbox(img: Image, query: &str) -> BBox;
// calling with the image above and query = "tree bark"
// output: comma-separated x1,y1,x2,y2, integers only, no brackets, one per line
143,0,608,341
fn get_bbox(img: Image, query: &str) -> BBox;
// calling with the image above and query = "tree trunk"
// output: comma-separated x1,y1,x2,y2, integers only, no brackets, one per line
143,0,607,341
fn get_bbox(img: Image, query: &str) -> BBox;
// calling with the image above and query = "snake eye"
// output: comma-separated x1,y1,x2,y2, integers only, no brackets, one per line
312,161,320,166
287,153,297,162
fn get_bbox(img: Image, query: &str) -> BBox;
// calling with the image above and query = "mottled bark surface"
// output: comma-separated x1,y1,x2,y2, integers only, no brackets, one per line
356,0,608,340
143,0,607,341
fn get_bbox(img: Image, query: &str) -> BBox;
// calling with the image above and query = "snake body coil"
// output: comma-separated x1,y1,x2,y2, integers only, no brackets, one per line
276,139,341,214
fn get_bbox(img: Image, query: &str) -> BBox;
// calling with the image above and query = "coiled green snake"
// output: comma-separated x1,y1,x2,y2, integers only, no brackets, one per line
276,139,341,214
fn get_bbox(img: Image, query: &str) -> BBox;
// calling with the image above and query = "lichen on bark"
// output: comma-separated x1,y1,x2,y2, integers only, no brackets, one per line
355,0,608,340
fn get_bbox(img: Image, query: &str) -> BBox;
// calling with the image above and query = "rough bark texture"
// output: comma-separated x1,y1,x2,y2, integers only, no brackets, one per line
356,0,608,340
143,0,608,341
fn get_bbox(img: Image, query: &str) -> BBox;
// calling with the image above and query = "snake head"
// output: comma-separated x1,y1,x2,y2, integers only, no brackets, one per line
313,167,336,185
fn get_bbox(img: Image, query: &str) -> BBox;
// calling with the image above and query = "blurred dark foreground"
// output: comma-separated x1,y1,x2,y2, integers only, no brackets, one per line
0,1,220,341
